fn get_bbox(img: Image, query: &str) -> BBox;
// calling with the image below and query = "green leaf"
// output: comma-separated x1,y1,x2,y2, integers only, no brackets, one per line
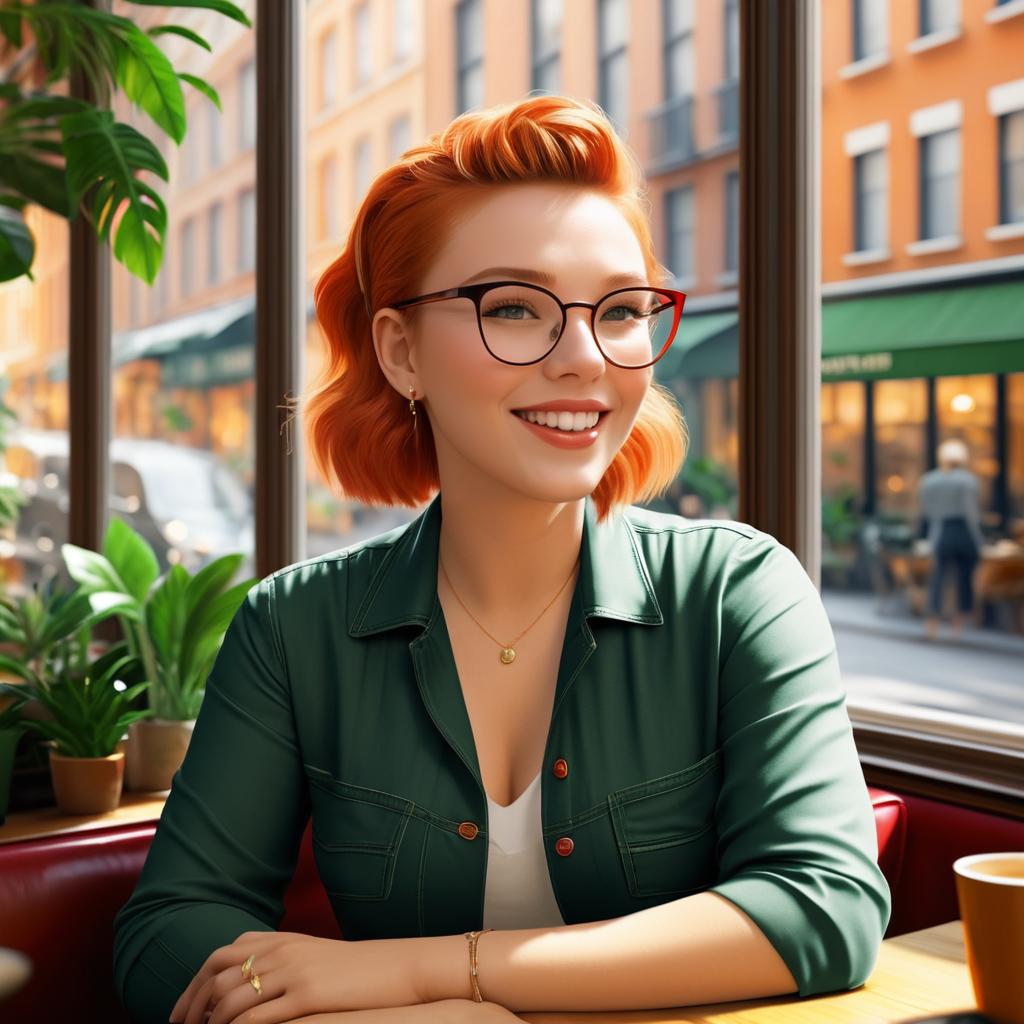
57,110,168,285
124,0,252,29
177,72,221,112
0,204,36,284
113,23,186,145
147,25,212,52
0,153,72,220
0,11,23,49
103,516,160,605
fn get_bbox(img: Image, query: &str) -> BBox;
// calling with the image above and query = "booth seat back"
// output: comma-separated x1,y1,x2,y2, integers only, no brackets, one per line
0,784,987,1024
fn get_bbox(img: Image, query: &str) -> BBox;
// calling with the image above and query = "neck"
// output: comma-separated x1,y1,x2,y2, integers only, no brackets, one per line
436,487,584,621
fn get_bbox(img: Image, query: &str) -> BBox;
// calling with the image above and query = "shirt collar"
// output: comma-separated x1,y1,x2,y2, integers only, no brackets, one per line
349,491,663,638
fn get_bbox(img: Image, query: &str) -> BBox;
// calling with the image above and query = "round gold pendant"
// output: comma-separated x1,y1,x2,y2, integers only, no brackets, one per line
499,647,516,664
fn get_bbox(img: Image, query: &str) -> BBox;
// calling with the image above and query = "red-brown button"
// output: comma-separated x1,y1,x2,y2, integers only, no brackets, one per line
458,821,479,840
552,758,568,779
554,836,574,856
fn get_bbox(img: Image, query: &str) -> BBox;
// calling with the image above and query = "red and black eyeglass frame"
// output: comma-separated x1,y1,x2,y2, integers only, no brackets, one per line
384,280,688,369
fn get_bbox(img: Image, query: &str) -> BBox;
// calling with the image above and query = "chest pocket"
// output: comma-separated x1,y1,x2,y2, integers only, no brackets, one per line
609,748,722,899
305,765,414,901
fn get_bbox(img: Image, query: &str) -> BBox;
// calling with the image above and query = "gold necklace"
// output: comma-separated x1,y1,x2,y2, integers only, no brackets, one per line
438,551,580,665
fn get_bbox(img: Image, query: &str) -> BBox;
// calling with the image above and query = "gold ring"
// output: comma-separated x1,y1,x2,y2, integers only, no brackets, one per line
241,954,254,978
248,972,262,995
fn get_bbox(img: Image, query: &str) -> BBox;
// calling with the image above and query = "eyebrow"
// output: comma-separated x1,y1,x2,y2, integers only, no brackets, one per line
459,266,649,289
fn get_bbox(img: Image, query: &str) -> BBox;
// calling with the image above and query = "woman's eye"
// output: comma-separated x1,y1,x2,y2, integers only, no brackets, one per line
603,305,646,320
483,302,536,319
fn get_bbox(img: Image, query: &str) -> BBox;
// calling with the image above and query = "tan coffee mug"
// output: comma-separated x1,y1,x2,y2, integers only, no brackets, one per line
953,851,1024,1024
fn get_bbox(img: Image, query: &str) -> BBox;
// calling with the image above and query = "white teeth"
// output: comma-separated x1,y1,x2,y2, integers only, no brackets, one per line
517,409,601,431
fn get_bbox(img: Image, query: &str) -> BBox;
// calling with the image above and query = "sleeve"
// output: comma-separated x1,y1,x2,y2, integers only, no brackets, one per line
706,531,892,998
111,575,310,1024
963,476,985,551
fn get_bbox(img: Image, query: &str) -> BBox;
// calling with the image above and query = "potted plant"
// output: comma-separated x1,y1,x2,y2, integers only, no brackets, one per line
0,683,29,825
0,577,148,814
62,516,257,791
0,646,152,814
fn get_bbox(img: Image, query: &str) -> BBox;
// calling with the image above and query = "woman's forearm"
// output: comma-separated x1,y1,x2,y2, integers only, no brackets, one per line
414,891,799,1012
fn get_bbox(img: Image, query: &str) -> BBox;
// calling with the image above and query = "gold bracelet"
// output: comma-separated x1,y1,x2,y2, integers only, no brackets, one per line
463,928,493,1002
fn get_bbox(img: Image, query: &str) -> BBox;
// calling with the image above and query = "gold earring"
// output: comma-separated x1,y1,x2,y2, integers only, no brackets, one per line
408,385,417,416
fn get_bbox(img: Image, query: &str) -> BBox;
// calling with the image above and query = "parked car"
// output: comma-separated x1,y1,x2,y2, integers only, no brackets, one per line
2,427,254,594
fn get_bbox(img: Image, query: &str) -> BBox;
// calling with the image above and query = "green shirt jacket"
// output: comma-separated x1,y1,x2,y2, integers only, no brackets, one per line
112,493,891,1022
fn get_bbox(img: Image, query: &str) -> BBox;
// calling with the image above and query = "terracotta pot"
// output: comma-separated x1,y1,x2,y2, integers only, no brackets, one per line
125,717,196,792
48,747,125,815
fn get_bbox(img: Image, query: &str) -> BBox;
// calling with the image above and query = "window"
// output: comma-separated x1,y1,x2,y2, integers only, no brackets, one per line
853,0,887,60
666,185,695,283
239,58,256,151
354,136,372,204
238,187,255,272
531,0,562,94
919,127,960,240
184,120,200,183
854,148,888,251
319,29,337,110
456,0,484,113
180,217,196,298
664,0,694,99
208,100,221,169
353,3,371,89
724,0,738,80
392,0,415,63
598,0,629,136
207,202,222,285
319,154,339,241
998,110,1024,224
388,114,411,161
919,0,959,35
724,169,738,274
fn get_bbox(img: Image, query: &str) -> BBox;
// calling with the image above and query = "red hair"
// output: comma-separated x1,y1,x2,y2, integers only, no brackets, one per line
305,94,688,523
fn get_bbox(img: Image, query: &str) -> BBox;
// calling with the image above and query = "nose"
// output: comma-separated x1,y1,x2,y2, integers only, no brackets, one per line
544,305,607,377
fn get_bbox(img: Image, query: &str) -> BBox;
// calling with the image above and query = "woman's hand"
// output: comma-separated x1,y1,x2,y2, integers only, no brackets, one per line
285,1001,528,1023
168,931,424,1024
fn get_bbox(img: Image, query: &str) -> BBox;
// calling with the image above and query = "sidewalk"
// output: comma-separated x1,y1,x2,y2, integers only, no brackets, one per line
821,588,1024,658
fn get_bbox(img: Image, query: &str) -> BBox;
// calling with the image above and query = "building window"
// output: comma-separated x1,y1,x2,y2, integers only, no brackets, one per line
853,0,887,60
319,29,337,110
319,154,339,242
919,127,960,239
354,136,372,204
854,148,888,251
392,0,415,63
456,0,484,114
919,0,959,34
666,185,694,283
724,169,738,273
724,0,738,79
238,186,255,272
998,109,1024,225
208,201,222,285
531,0,562,94
353,3,371,89
208,101,221,169
388,114,411,161
239,58,256,151
184,121,200,183
664,0,693,99
875,378,928,519
598,0,629,137
180,216,196,298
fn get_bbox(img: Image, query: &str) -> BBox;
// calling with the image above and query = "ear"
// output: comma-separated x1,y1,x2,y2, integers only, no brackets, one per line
371,307,418,398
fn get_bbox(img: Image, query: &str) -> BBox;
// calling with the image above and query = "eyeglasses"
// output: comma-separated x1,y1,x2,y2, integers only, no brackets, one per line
389,280,688,369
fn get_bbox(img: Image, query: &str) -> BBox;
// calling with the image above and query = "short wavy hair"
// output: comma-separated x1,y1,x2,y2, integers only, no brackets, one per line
304,93,689,523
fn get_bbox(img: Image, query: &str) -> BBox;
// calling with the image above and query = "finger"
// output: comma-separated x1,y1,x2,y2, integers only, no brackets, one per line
184,975,219,1024
172,933,274,1023
210,967,286,1024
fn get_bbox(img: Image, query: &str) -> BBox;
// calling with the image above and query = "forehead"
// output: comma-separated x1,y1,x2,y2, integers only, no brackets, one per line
433,183,647,284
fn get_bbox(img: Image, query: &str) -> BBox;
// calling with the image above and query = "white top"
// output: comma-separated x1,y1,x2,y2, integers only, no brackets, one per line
482,769,566,931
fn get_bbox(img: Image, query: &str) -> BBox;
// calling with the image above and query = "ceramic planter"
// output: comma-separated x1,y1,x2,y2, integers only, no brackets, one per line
125,717,196,792
48,747,125,815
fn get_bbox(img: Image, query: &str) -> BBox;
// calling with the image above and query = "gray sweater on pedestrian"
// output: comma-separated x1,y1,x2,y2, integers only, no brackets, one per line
917,467,985,550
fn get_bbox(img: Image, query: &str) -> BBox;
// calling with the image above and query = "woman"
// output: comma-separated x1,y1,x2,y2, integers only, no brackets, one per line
112,95,890,1024
919,438,986,640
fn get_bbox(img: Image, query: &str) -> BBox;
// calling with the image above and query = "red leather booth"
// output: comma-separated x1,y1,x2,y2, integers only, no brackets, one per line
2,784,1023,1024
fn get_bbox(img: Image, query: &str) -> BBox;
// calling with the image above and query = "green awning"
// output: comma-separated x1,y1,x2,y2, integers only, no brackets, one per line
665,278,1024,381
656,309,737,381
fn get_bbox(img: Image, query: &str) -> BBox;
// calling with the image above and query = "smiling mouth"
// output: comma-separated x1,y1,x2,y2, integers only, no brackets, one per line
511,409,610,433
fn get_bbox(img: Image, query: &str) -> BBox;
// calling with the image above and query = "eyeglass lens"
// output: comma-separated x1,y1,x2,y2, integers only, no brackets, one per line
477,284,678,367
